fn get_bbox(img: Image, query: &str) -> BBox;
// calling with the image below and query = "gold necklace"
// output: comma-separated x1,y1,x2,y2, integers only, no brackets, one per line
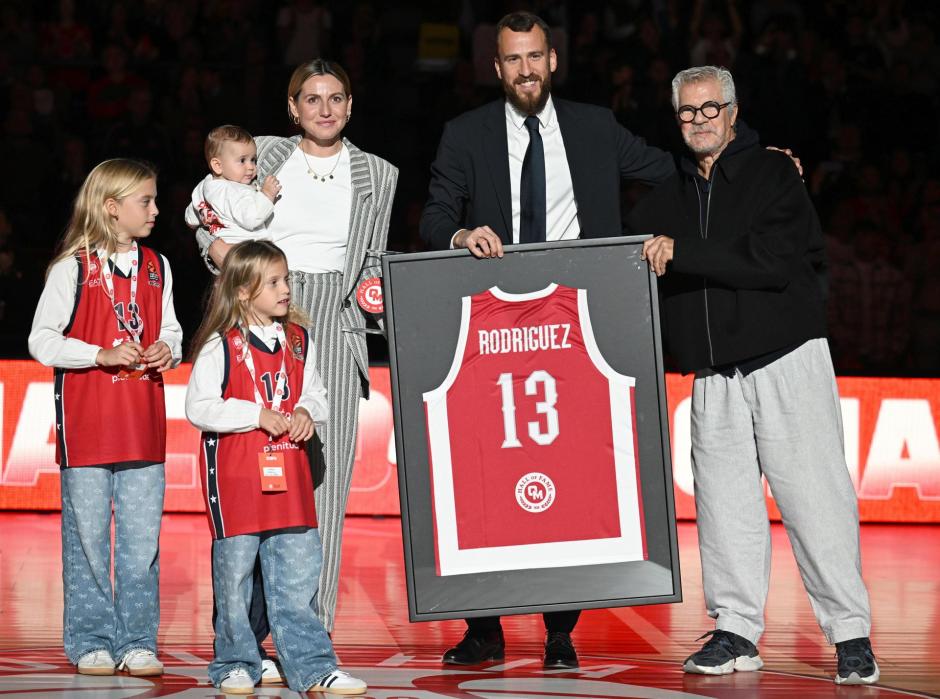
300,143,343,182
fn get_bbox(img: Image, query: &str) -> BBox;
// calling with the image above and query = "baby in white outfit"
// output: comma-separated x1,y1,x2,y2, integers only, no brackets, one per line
185,125,281,243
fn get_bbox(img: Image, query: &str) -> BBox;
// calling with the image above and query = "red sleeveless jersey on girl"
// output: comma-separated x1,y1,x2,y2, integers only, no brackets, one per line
200,324,317,539
54,246,166,467
423,284,646,576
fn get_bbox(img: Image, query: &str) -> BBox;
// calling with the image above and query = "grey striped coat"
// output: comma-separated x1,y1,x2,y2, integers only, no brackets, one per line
194,136,398,630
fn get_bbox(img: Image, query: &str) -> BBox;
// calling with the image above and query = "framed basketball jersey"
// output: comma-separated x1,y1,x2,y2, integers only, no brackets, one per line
423,284,647,575
384,237,680,621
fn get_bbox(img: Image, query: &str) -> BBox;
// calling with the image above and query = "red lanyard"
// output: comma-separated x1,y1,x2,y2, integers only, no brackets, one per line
240,323,289,412
97,243,141,343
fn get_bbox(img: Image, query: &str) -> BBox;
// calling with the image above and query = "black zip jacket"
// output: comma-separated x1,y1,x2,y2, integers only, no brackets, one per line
626,123,828,374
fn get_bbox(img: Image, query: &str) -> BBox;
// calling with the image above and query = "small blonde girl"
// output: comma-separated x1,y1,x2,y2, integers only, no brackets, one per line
28,158,183,676
185,240,365,695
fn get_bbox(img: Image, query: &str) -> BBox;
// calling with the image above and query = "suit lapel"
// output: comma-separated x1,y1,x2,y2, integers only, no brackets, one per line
342,138,375,298
483,101,512,241
554,99,588,226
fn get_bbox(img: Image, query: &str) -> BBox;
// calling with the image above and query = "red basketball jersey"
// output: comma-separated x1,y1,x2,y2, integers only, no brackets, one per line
55,247,167,467
423,284,646,576
200,324,317,539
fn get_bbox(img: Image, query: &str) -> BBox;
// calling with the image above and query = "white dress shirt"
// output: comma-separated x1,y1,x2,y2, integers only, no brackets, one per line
265,146,351,273
185,323,329,434
506,96,580,243
28,250,184,369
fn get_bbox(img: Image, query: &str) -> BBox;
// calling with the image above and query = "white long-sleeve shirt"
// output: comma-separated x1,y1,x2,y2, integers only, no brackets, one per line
184,175,275,243
185,323,329,434
28,250,184,369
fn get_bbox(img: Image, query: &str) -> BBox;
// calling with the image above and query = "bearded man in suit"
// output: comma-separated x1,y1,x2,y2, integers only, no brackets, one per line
419,9,675,669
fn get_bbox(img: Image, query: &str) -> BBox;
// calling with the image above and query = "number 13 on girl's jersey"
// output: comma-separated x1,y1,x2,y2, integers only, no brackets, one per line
423,283,647,577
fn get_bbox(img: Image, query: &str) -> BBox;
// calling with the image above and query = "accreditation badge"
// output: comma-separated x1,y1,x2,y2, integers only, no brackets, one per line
258,451,288,492
118,363,147,380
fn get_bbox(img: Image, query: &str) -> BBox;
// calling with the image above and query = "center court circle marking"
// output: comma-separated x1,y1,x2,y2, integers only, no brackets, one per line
0,649,931,698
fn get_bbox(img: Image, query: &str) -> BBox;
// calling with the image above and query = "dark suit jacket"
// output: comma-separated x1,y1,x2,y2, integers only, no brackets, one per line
420,98,676,250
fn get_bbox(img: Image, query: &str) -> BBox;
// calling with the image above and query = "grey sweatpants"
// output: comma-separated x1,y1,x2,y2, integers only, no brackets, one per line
690,338,871,645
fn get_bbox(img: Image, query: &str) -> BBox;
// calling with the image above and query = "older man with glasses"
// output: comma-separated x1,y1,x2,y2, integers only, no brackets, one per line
628,65,879,686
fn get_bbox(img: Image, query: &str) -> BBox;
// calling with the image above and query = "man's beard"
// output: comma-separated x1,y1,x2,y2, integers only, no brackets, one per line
503,73,552,115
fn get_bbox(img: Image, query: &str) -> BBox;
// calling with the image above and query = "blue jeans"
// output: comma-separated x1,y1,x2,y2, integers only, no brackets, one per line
210,528,337,692
60,464,165,664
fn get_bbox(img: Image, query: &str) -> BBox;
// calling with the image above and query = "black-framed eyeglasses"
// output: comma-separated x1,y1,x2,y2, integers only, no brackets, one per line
676,101,731,123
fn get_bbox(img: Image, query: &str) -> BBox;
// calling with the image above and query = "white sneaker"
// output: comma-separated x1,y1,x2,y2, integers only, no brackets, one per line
220,667,255,695
260,658,283,684
308,669,367,695
117,648,163,676
77,649,116,676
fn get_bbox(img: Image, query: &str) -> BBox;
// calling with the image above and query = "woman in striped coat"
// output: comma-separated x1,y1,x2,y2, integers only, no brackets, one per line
192,59,398,637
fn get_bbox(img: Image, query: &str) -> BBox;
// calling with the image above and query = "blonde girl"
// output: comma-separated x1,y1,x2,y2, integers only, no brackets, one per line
185,240,365,695
28,158,183,677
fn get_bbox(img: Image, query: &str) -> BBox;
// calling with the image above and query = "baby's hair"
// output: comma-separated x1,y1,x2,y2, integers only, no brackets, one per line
205,125,254,167
49,158,157,276
189,240,309,361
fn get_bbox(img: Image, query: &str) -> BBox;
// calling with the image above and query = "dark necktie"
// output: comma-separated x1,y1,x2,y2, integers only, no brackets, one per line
520,115,547,243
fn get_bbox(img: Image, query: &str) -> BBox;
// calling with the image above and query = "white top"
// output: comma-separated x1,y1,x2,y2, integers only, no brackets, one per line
506,96,580,243
265,146,351,273
185,323,329,434
184,175,274,243
28,250,184,369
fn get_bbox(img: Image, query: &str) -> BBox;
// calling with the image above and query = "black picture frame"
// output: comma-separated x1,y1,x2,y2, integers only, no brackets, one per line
382,237,681,621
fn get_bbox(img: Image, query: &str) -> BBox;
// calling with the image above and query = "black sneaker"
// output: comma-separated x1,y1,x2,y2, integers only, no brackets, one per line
835,637,879,685
683,630,763,675
441,629,505,665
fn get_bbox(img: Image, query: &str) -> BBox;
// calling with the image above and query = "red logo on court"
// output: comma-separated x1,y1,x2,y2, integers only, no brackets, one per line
356,277,384,313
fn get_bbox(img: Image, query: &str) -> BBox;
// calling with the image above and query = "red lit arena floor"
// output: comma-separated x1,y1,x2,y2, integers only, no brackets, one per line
1,512,937,698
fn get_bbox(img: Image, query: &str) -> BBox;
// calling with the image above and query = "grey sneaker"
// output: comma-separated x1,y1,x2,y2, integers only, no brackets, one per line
683,630,763,675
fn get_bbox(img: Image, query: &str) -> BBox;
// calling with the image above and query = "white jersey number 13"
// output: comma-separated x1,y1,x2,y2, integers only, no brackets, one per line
497,370,559,448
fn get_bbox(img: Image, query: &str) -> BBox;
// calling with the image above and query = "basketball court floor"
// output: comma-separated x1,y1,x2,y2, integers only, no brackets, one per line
1,512,937,697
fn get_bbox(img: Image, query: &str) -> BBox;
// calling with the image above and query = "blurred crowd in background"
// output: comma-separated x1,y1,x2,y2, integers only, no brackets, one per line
0,0,937,375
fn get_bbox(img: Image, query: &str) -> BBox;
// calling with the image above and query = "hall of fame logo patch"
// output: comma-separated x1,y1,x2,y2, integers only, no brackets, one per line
515,472,556,512
356,276,384,314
